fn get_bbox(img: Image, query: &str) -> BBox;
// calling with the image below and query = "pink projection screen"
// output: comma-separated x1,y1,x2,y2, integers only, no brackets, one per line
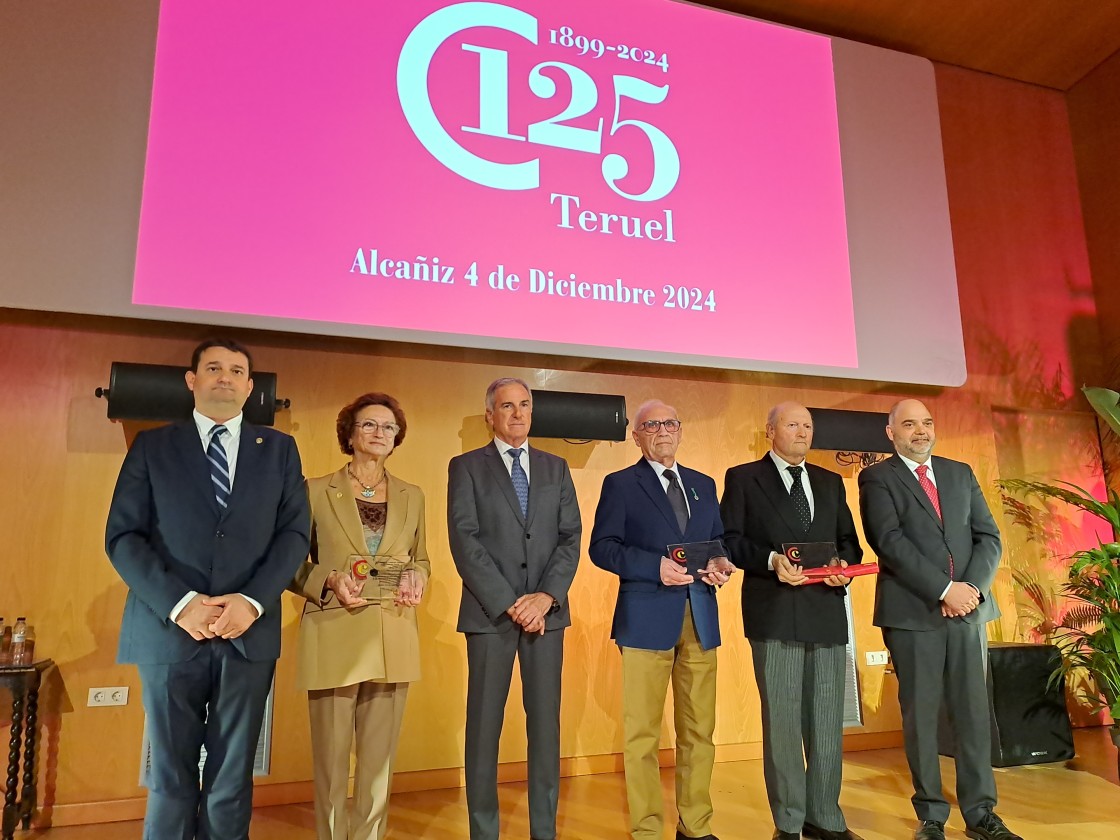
128,0,965,383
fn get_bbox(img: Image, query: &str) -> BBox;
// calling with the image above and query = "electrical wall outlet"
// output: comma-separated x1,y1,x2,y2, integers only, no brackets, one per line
864,651,890,666
88,686,130,707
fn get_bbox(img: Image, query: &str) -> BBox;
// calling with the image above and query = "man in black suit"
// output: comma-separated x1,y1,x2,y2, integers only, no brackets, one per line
106,338,310,840
859,399,1020,840
720,402,863,840
447,377,581,840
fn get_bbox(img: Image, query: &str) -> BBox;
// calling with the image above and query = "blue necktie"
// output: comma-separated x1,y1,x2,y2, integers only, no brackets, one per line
508,448,528,517
208,425,231,509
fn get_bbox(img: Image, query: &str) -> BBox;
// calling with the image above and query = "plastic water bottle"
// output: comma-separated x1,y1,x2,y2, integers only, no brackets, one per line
0,617,10,666
11,617,27,666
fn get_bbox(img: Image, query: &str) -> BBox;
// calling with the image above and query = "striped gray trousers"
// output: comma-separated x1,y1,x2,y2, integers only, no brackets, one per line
750,638,848,834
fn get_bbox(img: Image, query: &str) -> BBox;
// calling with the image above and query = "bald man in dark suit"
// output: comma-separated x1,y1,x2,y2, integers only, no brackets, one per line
721,402,863,840
859,399,1020,840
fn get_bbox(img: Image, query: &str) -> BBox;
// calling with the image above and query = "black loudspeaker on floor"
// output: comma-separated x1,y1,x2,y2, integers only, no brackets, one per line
938,641,1075,767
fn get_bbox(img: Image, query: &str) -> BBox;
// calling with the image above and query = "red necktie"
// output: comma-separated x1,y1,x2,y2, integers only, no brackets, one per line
915,464,953,577
915,464,940,518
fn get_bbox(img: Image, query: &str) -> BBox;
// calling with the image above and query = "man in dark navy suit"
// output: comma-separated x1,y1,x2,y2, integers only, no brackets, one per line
106,338,310,840
590,399,733,840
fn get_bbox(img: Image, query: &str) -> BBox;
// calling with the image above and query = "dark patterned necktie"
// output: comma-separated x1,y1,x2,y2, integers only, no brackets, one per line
664,469,689,533
508,447,528,516
207,425,231,509
787,465,811,533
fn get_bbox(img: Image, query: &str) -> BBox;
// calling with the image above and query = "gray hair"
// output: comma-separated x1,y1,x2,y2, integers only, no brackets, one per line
485,377,533,411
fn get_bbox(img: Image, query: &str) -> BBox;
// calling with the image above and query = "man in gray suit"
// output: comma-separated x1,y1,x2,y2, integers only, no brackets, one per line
859,399,1021,840
448,377,582,840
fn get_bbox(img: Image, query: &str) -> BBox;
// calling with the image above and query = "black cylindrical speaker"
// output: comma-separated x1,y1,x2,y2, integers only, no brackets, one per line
99,362,282,426
530,390,628,441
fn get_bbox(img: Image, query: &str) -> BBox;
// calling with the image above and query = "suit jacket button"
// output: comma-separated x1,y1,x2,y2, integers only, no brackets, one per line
521,562,527,569
216,531,224,539
525,533,531,540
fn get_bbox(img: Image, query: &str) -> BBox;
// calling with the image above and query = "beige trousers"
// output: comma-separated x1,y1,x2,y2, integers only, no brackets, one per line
620,601,718,840
307,681,409,840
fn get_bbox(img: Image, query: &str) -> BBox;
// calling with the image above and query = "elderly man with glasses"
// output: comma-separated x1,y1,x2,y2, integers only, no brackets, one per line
590,399,735,840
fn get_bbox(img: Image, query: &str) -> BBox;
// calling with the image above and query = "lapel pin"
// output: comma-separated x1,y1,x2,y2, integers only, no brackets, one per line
691,488,699,500
256,437,263,444
337,492,344,499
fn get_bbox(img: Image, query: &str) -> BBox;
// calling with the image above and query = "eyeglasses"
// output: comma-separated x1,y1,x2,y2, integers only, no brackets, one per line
637,419,682,433
355,420,400,436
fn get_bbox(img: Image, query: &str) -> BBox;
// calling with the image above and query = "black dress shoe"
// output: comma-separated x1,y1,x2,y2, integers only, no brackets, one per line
772,831,800,840
675,832,719,840
803,824,864,840
914,821,946,840
965,812,1023,840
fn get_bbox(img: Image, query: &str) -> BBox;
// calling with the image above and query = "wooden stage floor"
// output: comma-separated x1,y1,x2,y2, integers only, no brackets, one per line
29,728,1120,838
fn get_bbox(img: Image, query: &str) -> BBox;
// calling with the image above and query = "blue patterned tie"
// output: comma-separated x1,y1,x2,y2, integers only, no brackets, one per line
207,425,231,509
508,447,528,517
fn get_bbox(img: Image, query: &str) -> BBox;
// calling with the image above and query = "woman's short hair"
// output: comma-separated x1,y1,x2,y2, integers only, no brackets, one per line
336,392,407,454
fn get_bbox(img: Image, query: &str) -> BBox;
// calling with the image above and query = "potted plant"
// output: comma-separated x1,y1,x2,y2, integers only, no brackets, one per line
1001,386,1120,774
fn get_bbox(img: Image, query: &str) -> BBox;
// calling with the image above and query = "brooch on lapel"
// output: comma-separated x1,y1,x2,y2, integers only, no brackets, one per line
691,487,699,500
256,437,263,444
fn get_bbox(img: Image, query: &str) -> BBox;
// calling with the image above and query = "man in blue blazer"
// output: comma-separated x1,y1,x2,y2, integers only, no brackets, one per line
590,399,733,840
105,339,310,840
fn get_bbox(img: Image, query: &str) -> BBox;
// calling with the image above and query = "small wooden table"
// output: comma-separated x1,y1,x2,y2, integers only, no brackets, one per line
0,660,52,839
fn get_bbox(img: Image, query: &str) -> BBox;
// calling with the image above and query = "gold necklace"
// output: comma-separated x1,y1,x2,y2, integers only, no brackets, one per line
348,464,386,499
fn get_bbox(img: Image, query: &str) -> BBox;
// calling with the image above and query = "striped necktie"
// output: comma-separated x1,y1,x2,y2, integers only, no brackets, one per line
208,425,231,509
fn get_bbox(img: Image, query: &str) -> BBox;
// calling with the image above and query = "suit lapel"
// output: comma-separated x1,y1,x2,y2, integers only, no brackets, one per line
223,422,263,520
805,465,829,537
525,448,548,530
484,444,526,525
890,455,944,531
677,465,708,541
326,467,368,556
755,457,806,536
173,422,221,517
636,459,682,536
380,473,408,554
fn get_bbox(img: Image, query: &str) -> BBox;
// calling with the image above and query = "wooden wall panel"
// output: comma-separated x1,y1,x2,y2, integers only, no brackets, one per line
1068,49,1120,383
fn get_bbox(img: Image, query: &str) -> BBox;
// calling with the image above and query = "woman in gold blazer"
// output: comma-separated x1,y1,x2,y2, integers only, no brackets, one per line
291,392,429,840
